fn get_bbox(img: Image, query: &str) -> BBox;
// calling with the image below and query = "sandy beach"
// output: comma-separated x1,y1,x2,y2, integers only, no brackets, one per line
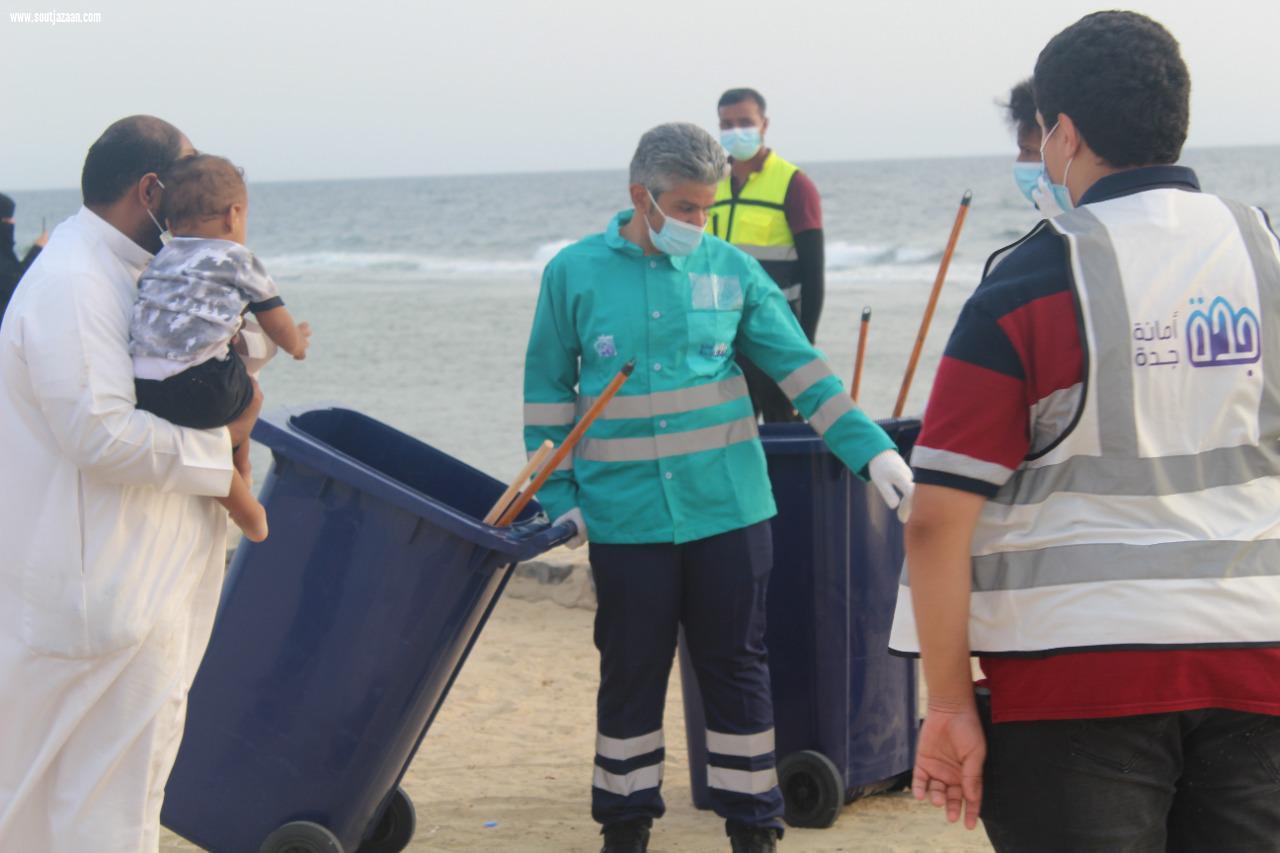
160,549,992,853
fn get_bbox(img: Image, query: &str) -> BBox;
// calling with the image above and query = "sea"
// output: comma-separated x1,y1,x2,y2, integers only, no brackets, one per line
9,147,1280,484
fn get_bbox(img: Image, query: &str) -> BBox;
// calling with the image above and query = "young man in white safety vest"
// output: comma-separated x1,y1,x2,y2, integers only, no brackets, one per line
710,88,824,423
524,122,913,853
892,12,1280,851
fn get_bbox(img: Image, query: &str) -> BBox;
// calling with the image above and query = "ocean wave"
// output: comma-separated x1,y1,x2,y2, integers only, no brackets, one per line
826,241,944,269
264,238,953,281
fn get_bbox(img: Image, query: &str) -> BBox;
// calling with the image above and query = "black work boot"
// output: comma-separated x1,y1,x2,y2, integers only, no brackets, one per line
728,824,779,853
600,817,651,853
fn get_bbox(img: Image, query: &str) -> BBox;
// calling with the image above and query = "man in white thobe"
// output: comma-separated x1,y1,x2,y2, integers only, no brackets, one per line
0,116,256,852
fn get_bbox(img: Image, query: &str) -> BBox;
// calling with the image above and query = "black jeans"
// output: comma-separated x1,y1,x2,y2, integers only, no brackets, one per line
978,692,1280,852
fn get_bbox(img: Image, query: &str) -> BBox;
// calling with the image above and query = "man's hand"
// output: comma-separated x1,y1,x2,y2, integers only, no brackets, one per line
912,700,986,829
227,378,263,449
868,449,915,522
554,507,588,549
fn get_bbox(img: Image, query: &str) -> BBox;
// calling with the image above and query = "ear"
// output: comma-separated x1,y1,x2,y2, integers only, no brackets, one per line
760,116,769,137
222,204,240,234
138,172,164,209
628,183,650,212
1056,113,1084,160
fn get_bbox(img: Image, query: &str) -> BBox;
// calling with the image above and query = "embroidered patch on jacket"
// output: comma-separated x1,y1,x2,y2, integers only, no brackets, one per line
699,342,731,359
594,335,618,358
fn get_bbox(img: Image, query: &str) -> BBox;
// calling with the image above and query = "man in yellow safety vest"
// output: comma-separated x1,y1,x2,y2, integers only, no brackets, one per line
710,88,825,422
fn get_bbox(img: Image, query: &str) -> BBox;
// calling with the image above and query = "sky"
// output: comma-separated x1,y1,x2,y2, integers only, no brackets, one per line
3,0,1277,190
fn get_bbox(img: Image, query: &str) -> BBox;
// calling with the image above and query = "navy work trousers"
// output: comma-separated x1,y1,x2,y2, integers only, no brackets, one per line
588,520,784,831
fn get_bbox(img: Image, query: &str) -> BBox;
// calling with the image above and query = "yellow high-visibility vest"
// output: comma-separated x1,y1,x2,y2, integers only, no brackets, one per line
708,151,800,303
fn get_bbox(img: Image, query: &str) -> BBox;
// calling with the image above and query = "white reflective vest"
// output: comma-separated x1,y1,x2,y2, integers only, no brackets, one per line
891,189,1280,655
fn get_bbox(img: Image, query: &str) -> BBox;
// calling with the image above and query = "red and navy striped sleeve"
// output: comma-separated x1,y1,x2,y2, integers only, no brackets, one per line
913,227,1084,497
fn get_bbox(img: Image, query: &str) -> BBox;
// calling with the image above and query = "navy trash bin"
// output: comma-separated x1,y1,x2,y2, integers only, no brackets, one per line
161,406,572,853
678,418,920,829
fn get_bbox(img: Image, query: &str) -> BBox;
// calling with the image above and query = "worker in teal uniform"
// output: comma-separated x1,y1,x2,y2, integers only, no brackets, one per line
522,122,914,853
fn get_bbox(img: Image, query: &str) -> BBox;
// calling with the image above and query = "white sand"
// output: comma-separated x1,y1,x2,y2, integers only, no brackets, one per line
161,553,992,853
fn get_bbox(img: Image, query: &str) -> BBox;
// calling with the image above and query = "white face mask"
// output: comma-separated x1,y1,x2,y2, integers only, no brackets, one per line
146,177,172,246
645,190,705,257
1037,122,1075,213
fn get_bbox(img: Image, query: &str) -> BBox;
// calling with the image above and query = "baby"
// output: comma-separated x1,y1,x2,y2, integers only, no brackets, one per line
130,154,310,541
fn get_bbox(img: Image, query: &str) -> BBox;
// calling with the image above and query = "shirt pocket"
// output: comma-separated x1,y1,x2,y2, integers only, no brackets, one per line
686,309,742,377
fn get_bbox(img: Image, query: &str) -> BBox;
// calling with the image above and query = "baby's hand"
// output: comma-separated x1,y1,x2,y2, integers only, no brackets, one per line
292,321,311,360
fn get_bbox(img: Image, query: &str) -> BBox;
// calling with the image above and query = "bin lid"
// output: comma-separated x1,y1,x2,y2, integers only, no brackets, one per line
251,405,573,561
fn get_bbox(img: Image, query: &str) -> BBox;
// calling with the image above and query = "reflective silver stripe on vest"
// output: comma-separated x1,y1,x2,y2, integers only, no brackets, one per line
524,401,577,426
576,415,759,463
993,442,1280,506
780,284,802,302
578,375,749,421
706,767,779,795
1223,200,1280,438
1053,208,1140,456
530,447,572,472
778,358,832,400
737,243,799,263
593,764,662,796
973,538,1280,592
807,393,856,436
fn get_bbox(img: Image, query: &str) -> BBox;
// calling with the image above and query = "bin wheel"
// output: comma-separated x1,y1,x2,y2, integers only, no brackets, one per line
357,787,416,853
259,821,344,853
778,750,844,829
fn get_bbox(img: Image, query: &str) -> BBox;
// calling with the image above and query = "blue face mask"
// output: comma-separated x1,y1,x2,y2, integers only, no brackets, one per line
646,190,705,257
720,126,762,161
1037,122,1074,213
1012,161,1043,205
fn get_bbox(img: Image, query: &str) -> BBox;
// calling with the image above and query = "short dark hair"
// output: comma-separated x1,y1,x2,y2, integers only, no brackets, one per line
1002,78,1037,136
1034,11,1189,167
81,116,187,206
160,154,247,231
718,87,766,115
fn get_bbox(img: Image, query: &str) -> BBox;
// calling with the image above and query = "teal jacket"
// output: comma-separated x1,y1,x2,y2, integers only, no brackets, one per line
523,210,895,544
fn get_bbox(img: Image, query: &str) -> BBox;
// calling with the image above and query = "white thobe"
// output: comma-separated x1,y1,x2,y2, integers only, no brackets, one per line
0,207,234,852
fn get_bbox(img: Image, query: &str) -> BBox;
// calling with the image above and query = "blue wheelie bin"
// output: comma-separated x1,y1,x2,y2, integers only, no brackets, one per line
678,418,920,829
161,406,572,853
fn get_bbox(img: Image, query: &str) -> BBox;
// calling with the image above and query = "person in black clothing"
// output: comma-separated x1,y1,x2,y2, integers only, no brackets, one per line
0,193,48,319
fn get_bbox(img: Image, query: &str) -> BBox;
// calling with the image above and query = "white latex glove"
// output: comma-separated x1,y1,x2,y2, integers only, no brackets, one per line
554,507,588,549
868,449,915,523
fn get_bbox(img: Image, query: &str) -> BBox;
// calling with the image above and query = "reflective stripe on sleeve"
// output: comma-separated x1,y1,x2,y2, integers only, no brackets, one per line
524,401,577,426
807,394,856,436
530,447,572,472
778,358,834,401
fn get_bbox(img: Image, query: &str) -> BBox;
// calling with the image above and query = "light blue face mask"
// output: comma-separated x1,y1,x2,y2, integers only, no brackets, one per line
1037,122,1075,213
720,126,762,160
1012,161,1043,205
646,190,705,257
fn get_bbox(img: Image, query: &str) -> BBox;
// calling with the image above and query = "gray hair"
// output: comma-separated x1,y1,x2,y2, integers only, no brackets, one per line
629,122,728,195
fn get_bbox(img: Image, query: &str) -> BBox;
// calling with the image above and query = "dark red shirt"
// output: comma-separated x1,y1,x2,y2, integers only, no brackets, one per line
914,166,1280,724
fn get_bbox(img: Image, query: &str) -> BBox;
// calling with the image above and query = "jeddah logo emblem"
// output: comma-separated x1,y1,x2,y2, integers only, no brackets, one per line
1185,296,1261,367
